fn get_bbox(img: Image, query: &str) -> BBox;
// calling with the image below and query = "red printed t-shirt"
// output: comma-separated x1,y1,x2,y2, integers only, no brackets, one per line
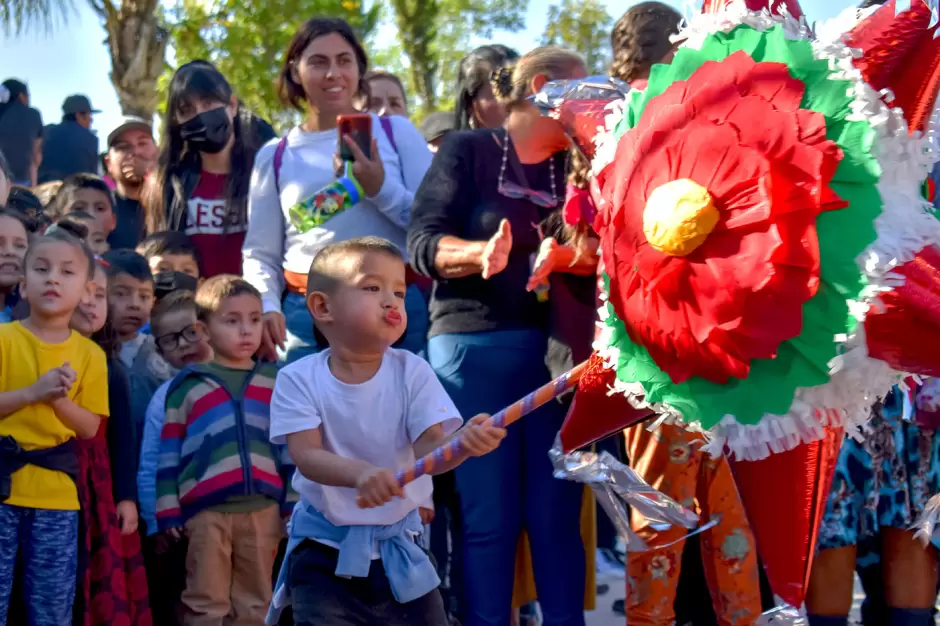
185,171,246,277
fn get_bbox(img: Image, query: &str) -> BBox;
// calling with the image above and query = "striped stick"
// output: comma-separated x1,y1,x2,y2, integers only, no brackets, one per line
395,360,589,487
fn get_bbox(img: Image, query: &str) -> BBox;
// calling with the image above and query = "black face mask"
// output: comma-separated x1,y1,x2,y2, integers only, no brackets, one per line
179,107,232,154
154,271,199,301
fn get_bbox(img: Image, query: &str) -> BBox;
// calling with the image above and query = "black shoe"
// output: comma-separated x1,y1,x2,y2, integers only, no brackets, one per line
596,583,610,596
612,599,625,615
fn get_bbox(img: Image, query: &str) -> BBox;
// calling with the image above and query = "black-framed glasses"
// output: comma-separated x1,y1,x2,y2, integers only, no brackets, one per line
155,324,202,352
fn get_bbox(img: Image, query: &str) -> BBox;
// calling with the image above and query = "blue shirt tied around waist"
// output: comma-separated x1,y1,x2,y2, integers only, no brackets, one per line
266,499,440,625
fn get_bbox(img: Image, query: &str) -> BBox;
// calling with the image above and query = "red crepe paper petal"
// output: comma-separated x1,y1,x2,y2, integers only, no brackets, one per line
866,245,940,376
596,52,843,385
730,423,843,607
563,184,597,227
846,0,940,133
559,353,654,452
554,100,614,160
701,0,803,18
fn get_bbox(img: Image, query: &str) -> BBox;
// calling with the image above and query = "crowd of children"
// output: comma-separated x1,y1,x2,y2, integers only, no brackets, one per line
0,110,510,626
0,180,507,625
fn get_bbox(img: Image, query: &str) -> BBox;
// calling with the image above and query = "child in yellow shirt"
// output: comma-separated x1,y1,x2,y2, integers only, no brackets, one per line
0,222,109,625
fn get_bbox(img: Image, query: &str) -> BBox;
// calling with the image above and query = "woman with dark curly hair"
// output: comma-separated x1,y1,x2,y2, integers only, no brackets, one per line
609,1,683,87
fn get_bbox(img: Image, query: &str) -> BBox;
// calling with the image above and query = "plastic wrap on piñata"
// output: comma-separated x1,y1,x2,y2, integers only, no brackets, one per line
529,75,628,160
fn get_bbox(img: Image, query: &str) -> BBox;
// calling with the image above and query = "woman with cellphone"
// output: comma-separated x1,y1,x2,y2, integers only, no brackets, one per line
243,16,432,363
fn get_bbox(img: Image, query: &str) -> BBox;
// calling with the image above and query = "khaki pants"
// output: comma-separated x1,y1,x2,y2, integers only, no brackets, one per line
181,504,283,626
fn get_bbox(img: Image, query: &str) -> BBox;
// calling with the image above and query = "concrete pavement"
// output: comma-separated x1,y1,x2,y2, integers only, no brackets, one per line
583,573,868,625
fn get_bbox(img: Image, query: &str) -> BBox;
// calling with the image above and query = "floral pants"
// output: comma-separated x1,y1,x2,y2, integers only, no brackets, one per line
624,423,762,626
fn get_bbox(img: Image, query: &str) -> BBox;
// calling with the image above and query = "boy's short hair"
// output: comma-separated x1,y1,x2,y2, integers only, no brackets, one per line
101,249,153,283
151,289,197,335
52,173,114,220
136,231,201,266
195,274,262,320
306,236,404,296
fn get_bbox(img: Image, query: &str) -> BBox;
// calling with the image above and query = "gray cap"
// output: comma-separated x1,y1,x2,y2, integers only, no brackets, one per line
420,111,455,144
106,117,153,148
62,94,101,115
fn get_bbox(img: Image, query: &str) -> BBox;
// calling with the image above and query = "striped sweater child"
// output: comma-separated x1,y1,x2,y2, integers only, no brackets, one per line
155,361,297,530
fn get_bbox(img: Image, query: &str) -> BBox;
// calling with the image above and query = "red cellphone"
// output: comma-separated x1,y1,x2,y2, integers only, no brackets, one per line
337,113,372,162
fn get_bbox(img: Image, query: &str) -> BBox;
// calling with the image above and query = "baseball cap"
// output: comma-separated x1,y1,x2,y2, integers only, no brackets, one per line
106,117,153,148
62,94,101,115
420,111,455,144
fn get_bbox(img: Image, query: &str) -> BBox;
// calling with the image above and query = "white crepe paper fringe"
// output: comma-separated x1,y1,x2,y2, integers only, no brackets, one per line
591,2,940,461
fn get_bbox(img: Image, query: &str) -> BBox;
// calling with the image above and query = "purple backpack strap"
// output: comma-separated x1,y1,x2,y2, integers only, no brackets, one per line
380,116,398,154
273,136,289,194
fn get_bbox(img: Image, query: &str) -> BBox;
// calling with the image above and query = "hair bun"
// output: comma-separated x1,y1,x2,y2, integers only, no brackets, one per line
490,65,515,100
47,219,88,241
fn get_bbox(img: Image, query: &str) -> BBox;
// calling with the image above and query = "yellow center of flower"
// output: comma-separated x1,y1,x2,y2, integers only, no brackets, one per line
642,179,719,257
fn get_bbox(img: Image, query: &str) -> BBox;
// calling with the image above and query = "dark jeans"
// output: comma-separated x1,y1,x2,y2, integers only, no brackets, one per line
428,330,586,626
431,471,464,620
289,540,448,626
141,530,188,626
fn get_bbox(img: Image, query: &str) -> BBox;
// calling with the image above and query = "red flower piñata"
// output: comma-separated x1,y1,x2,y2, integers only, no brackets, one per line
595,51,847,385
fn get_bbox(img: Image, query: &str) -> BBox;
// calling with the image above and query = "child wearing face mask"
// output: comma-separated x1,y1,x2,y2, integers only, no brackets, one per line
68,253,152,626
144,61,276,279
0,223,107,625
0,209,29,323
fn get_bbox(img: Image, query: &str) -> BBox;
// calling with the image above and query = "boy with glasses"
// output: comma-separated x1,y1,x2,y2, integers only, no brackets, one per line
137,290,212,625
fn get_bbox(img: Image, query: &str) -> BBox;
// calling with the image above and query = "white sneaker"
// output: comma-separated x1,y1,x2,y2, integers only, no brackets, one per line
596,548,626,577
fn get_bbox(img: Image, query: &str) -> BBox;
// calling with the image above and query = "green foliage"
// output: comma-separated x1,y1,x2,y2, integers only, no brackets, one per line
163,0,381,131
0,0,74,35
541,0,612,74
383,0,527,116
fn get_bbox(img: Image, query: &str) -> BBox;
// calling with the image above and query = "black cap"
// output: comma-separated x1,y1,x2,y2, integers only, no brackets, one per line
420,111,455,144
106,117,153,148
62,94,101,115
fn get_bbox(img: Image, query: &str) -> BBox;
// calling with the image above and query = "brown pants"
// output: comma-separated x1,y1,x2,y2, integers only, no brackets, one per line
624,423,762,626
181,504,283,626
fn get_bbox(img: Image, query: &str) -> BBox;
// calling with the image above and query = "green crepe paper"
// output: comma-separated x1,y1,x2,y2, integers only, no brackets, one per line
601,25,881,427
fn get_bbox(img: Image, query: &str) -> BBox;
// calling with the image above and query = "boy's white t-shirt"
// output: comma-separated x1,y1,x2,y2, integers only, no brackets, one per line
269,347,462,527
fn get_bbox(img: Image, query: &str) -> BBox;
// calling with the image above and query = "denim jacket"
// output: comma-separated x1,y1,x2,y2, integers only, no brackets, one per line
266,500,439,625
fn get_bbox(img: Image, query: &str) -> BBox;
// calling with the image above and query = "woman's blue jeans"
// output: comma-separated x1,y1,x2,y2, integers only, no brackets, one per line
280,284,430,363
428,330,586,626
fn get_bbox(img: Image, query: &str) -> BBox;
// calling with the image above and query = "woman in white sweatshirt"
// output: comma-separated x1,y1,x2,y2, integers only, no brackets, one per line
242,17,432,363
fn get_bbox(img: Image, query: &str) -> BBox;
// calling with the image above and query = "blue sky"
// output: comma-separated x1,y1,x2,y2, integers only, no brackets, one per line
0,0,857,139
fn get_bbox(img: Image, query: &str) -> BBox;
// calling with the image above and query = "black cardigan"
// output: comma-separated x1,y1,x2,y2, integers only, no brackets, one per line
407,129,565,338
106,358,138,504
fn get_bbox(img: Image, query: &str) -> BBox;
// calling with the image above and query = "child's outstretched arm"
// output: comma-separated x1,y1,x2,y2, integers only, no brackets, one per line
412,414,506,476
